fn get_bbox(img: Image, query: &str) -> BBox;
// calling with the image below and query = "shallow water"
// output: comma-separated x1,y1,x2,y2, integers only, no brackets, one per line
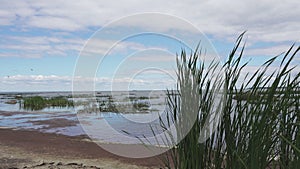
0,91,169,144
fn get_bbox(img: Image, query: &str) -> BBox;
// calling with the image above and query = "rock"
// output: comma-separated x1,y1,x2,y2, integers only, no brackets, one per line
15,95,23,99
56,162,62,166
67,162,78,165
5,100,17,104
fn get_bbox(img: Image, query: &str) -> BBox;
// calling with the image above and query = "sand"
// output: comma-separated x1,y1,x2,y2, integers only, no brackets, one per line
0,128,164,169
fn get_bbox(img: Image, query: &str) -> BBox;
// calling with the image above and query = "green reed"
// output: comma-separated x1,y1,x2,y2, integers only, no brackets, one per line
23,96,74,110
157,33,300,169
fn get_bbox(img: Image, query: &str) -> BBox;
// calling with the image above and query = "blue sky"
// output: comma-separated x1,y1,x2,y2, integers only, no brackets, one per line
0,0,299,92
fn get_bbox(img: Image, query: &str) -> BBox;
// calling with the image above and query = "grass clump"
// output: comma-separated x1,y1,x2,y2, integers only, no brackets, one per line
23,96,74,110
154,33,300,169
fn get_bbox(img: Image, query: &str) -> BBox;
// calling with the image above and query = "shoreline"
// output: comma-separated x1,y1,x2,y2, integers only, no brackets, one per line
0,127,165,169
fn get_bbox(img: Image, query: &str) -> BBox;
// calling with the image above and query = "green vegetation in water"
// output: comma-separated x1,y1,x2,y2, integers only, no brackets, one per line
141,33,300,169
233,87,300,103
94,95,152,113
98,99,151,113
98,96,118,112
23,96,74,110
132,101,150,110
126,96,151,101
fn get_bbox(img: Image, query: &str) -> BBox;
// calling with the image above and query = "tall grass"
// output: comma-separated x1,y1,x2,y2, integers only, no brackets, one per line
157,33,300,169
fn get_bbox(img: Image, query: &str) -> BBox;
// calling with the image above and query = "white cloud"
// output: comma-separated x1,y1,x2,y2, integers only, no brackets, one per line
245,45,293,57
0,75,175,91
0,35,84,58
0,33,168,58
82,38,150,56
28,16,83,31
230,64,300,88
0,75,71,91
0,0,298,43
0,0,299,93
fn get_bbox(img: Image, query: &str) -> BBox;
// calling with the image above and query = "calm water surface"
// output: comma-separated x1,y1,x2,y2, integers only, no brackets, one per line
0,91,168,144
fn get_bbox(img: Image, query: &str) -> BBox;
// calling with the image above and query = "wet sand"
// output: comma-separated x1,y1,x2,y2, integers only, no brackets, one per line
0,128,165,169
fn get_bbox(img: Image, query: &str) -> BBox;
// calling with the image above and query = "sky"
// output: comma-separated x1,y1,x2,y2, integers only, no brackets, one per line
0,0,299,92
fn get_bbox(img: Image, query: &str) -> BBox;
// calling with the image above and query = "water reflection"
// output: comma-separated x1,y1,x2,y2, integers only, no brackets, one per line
0,91,168,144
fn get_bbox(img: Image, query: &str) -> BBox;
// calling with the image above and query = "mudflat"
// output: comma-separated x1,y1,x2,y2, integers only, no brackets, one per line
0,128,164,169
